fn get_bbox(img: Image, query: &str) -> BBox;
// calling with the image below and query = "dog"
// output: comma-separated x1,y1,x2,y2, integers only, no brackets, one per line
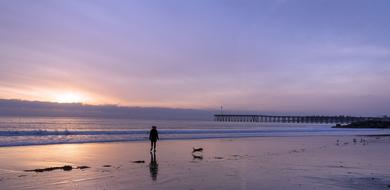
192,147,203,153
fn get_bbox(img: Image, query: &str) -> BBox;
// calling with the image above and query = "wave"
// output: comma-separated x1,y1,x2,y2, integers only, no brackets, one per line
0,128,378,137
0,129,148,136
0,128,388,147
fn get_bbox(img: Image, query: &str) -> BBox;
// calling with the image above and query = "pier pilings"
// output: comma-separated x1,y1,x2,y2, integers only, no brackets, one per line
214,114,381,124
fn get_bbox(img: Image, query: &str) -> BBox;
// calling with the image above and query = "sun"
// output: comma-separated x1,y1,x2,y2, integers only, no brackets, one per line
55,92,86,103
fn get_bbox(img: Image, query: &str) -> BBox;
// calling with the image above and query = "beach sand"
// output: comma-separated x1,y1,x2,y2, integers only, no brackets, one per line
0,136,390,190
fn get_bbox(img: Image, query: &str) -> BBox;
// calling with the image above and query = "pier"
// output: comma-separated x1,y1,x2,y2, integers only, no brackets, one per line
214,114,383,124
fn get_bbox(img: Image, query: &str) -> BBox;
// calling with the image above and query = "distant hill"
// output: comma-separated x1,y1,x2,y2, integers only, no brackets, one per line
0,99,214,120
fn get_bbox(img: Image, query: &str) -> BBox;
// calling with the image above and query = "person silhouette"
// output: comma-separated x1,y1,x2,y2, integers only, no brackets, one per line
149,126,159,152
149,151,158,181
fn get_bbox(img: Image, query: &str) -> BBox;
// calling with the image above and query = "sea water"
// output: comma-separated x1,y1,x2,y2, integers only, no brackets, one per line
0,116,388,147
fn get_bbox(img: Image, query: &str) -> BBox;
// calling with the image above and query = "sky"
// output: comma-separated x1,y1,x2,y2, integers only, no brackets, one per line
0,0,389,115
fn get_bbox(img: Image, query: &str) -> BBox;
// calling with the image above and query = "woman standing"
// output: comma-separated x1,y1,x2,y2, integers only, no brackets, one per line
149,126,159,152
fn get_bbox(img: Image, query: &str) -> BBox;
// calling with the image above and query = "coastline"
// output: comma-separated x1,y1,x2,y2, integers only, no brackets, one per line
1,135,390,190
1,124,389,147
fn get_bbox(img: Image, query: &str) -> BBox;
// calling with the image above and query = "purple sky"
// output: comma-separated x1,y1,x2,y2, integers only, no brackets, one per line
0,0,389,116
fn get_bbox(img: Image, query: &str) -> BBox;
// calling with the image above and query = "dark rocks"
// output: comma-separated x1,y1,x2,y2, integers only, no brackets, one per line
25,165,73,172
63,165,73,171
333,120,390,129
132,160,145,163
25,165,90,172
76,166,90,169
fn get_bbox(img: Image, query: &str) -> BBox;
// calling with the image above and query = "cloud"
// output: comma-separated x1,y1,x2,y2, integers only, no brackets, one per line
0,0,389,115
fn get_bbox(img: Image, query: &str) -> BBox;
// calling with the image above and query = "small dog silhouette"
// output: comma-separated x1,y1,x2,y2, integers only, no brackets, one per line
192,147,203,153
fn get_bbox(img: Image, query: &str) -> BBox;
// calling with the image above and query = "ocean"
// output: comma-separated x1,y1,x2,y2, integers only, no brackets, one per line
0,116,388,147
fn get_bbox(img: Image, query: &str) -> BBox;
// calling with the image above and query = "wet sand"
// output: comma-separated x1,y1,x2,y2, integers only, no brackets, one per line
0,136,390,190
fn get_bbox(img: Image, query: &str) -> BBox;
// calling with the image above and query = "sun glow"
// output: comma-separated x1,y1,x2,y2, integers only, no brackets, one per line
54,92,87,103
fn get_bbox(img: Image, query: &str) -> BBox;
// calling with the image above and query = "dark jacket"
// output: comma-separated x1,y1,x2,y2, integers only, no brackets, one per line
149,128,159,141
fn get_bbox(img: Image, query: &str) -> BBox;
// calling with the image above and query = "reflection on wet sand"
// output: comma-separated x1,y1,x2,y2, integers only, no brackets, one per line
149,152,158,181
192,153,203,160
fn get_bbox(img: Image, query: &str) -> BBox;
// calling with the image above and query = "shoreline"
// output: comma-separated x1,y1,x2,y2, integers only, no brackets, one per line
1,130,390,148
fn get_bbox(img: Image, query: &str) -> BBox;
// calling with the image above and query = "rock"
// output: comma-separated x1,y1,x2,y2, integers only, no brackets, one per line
333,120,390,129
25,165,73,173
76,166,90,169
132,160,145,163
63,165,73,171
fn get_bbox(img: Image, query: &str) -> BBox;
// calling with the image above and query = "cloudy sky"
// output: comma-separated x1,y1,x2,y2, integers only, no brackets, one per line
0,0,389,115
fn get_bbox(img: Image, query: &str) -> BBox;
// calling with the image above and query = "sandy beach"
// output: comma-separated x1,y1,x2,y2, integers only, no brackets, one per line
0,135,390,190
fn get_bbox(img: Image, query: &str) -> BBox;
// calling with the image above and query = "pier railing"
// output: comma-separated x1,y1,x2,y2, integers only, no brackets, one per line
214,114,383,124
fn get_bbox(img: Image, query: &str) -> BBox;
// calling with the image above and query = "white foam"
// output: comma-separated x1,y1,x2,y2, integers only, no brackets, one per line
0,117,388,147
